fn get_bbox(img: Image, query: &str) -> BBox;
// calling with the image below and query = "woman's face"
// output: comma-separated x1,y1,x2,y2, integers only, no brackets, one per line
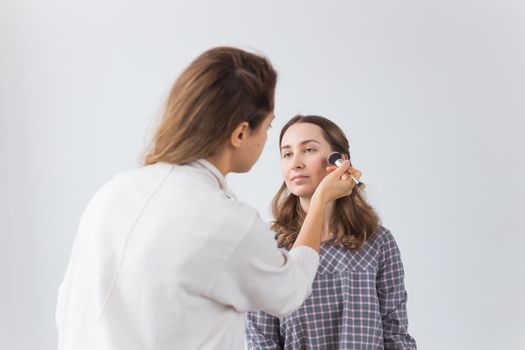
280,122,333,198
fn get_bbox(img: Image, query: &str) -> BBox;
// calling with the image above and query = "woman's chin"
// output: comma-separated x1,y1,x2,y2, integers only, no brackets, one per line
290,187,315,198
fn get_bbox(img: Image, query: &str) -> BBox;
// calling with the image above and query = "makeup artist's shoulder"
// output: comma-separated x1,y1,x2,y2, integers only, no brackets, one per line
84,162,186,202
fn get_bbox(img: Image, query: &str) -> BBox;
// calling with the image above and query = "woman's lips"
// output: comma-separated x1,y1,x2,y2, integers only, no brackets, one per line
291,175,309,182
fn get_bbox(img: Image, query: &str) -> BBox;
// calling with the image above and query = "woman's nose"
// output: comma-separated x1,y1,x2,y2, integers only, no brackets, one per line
291,155,304,169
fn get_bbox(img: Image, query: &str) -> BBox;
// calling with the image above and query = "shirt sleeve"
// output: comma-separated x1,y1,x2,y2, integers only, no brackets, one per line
377,230,417,350
245,310,282,350
206,216,319,317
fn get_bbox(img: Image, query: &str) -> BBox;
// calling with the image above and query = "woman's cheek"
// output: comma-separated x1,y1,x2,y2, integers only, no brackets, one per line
281,164,289,181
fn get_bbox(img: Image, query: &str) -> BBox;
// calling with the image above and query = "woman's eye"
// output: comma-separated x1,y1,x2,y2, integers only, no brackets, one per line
304,147,315,153
282,152,291,158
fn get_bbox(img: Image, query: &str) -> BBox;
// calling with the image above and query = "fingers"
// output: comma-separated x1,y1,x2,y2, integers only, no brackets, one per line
348,167,362,180
327,161,358,180
326,161,362,185
331,160,351,177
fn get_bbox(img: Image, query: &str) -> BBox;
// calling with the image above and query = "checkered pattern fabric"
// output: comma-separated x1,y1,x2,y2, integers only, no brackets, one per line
246,226,416,349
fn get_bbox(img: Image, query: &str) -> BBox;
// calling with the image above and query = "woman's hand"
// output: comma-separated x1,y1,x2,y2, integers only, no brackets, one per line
313,160,362,204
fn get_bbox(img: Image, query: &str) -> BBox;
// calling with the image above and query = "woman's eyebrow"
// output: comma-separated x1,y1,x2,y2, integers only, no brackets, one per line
280,139,321,151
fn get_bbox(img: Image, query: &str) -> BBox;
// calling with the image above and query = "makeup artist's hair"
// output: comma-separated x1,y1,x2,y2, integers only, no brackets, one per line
272,115,380,250
144,47,277,165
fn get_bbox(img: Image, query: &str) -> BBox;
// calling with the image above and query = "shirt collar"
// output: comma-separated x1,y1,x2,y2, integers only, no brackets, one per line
190,159,237,200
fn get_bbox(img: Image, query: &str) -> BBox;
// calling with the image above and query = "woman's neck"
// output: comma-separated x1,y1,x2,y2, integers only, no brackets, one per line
205,148,231,176
300,196,335,242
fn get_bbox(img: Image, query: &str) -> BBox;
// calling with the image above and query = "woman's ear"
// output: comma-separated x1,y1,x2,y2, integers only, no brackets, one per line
229,121,250,148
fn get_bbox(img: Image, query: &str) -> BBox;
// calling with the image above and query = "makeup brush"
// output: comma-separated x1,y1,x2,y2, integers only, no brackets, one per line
327,152,366,190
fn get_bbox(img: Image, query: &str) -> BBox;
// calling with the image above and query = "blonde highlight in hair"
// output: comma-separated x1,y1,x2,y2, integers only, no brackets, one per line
271,115,380,250
144,47,277,165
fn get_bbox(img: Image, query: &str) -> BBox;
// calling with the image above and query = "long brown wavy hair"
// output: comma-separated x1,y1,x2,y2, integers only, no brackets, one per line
144,47,276,165
272,115,380,250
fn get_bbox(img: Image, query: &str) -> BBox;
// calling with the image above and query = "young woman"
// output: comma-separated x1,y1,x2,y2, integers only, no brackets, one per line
246,115,417,349
55,49,358,350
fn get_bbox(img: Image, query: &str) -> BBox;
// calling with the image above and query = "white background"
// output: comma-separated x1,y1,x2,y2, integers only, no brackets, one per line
1,0,524,349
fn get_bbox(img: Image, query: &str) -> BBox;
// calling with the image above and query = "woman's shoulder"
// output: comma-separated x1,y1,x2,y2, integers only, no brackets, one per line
370,225,398,246
374,224,390,236
316,225,405,275
371,225,406,266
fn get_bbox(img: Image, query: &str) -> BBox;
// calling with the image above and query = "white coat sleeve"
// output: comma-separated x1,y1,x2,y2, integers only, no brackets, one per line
205,217,319,317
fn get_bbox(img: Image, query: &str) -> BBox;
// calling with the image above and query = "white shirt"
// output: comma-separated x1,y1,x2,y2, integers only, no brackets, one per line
56,160,319,350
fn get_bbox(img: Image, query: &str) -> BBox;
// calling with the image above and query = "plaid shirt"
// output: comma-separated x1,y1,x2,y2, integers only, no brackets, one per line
246,226,416,350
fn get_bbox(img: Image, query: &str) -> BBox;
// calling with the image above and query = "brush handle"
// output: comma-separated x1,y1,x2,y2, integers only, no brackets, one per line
334,159,366,190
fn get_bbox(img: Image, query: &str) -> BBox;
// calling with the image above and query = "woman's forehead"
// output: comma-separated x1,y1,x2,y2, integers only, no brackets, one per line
282,123,326,145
